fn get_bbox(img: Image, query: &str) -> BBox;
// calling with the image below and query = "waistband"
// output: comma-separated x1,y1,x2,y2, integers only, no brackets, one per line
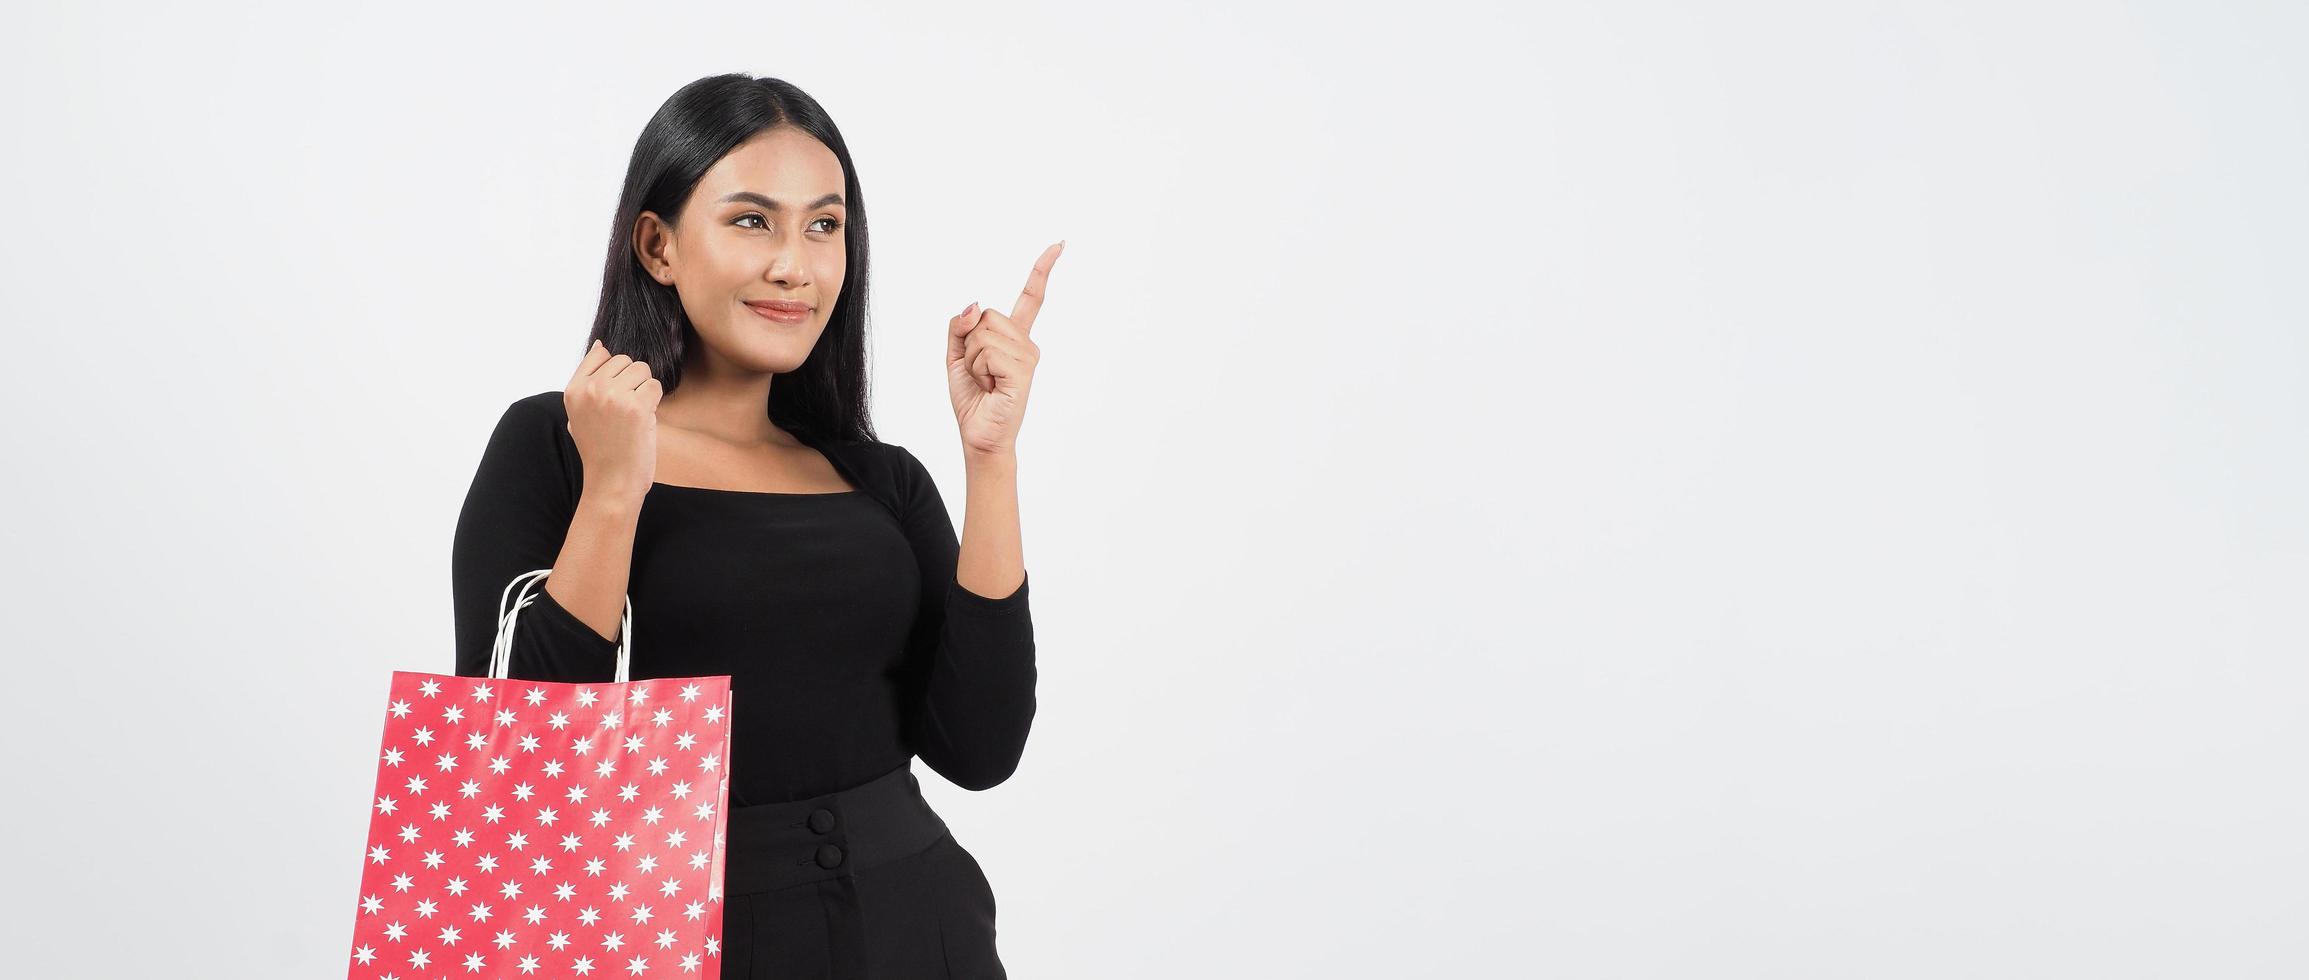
721,762,950,897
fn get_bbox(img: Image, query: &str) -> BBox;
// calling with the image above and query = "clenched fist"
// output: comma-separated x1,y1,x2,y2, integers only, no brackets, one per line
564,339,663,503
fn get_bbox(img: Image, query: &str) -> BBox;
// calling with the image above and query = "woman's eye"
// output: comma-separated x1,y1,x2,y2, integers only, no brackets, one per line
734,213,841,233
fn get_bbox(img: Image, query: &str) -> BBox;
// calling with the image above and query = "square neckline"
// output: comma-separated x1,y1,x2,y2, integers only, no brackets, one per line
647,482,859,497
647,425,863,497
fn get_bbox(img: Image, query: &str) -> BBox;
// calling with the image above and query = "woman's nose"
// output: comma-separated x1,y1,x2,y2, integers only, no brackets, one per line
768,246,805,286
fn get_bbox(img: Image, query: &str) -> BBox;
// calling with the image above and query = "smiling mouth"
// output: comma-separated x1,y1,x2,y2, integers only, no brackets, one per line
747,304,811,324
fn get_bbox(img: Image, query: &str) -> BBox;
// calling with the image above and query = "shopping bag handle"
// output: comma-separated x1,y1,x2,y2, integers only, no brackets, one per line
489,568,634,683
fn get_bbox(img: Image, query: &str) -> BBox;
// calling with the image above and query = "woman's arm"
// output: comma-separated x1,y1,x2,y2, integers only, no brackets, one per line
451,395,638,682
956,448,1026,600
891,444,1038,791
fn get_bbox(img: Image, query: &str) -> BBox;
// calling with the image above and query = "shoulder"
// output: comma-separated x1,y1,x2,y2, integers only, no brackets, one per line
487,390,577,451
490,390,578,450
479,390,568,441
802,434,939,510
806,435,927,485
507,389,568,425
473,391,583,500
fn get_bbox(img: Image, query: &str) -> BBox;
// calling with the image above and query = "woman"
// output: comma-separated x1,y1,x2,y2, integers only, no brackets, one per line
449,73,1059,978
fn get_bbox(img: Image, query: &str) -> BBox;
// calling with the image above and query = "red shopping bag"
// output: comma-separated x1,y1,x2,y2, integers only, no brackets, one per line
347,569,733,979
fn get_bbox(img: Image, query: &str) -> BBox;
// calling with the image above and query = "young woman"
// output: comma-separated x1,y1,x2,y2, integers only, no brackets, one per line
449,73,1059,978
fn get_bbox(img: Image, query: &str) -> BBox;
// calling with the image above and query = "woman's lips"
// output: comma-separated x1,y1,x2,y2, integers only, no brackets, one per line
747,303,810,324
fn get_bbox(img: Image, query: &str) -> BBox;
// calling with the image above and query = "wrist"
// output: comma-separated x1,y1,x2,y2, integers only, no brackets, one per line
962,445,1018,471
577,485,647,519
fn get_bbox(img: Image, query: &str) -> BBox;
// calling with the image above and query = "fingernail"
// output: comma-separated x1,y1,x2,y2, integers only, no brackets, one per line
962,302,978,317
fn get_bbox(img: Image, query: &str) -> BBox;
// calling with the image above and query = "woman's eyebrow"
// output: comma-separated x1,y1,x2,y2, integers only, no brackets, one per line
717,191,845,210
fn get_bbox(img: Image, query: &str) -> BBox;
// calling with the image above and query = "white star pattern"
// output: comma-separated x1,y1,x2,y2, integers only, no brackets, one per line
350,671,731,978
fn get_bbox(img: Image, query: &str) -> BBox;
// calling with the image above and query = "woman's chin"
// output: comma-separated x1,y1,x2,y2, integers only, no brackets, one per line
737,330,821,372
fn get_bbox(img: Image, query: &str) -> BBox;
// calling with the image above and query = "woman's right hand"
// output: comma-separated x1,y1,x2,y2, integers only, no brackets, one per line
565,339,662,503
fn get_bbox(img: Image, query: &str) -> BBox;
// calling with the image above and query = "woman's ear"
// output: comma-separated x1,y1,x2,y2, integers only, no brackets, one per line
633,210,675,284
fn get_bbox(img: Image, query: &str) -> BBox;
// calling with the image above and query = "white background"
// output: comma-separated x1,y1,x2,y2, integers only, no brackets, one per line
3,1,2303,976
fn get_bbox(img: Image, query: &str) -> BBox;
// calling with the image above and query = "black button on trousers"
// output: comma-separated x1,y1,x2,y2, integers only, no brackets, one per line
719,763,1006,978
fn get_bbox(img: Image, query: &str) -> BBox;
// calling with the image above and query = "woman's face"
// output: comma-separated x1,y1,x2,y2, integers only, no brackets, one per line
634,126,849,375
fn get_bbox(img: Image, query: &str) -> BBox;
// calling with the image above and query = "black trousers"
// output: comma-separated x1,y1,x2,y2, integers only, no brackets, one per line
719,762,1006,979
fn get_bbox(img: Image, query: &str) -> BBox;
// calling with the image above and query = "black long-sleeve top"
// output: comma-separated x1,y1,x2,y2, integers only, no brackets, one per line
450,390,1036,804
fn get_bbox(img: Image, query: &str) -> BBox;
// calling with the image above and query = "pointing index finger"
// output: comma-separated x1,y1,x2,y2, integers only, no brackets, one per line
1008,241,1064,334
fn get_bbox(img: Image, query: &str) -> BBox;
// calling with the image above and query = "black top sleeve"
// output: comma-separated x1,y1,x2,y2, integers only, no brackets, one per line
451,395,623,683
886,445,1040,791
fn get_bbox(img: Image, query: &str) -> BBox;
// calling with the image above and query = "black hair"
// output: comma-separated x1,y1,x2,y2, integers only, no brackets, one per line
586,73,877,444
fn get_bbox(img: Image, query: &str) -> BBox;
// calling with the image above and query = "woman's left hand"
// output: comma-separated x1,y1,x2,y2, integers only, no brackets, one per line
948,241,1063,456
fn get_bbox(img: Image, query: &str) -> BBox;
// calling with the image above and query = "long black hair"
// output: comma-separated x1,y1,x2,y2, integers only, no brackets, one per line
586,73,877,444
